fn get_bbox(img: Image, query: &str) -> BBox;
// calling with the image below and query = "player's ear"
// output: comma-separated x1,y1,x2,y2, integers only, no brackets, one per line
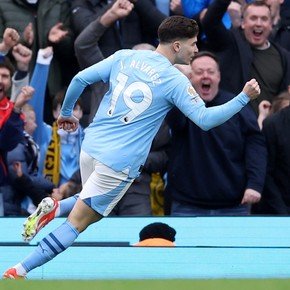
173,41,181,53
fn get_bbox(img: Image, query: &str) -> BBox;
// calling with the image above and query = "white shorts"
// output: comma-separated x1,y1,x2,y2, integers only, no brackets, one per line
79,150,134,216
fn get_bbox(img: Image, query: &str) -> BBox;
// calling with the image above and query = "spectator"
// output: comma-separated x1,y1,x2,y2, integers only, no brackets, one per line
257,91,290,129
10,43,33,101
267,0,290,51
0,86,34,216
134,222,176,247
18,47,84,188
253,99,290,214
202,0,290,115
71,0,166,54
165,51,267,216
181,0,236,29
0,28,33,188
155,0,170,16
170,0,183,15
0,29,32,102
5,103,55,216
0,0,79,124
171,0,244,51
0,82,33,186
43,90,84,187
270,91,290,112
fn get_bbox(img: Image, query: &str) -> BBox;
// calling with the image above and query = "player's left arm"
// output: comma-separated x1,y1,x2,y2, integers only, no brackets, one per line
172,79,259,131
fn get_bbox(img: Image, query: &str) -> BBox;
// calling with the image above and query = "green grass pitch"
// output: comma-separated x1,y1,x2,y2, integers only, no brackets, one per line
1,279,290,290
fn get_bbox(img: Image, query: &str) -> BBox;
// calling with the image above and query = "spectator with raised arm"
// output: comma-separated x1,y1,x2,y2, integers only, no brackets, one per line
13,46,84,189
0,80,33,188
71,0,166,52
202,0,290,115
1,86,34,216
0,0,79,124
0,28,33,188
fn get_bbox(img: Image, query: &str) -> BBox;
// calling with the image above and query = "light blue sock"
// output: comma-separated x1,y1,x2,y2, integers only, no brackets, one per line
21,220,79,273
59,194,79,216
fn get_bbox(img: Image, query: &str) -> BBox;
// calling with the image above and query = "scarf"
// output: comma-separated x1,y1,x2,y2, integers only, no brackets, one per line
43,121,60,186
0,97,14,129
24,131,40,173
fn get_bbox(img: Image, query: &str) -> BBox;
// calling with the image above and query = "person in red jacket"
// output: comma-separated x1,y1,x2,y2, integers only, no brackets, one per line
0,28,34,187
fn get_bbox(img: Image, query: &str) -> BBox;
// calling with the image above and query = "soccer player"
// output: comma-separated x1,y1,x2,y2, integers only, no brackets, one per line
3,12,260,279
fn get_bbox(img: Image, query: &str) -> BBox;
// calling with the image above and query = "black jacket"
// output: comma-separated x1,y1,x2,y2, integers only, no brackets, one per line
202,0,290,110
166,90,267,208
255,106,290,214
274,7,290,51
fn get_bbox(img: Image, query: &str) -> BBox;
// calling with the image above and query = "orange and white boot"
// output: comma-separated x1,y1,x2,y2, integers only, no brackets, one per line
3,268,25,279
22,197,59,242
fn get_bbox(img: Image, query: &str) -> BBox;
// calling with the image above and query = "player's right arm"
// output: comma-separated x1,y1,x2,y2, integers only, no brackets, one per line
60,53,115,118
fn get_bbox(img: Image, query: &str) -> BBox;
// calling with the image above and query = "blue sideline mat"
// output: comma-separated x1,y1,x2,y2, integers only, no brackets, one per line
1,216,290,279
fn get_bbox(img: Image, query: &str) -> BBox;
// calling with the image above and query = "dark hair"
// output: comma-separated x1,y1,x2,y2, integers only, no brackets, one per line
242,0,271,18
0,56,15,77
158,16,199,44
190,51,220,68
139,222,176,242
271,91,290,113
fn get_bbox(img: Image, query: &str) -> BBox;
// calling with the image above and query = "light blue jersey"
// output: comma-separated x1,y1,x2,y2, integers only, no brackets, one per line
61,49,250,178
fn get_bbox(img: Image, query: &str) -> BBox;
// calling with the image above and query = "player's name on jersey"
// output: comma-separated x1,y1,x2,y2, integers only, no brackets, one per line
129,60,162,86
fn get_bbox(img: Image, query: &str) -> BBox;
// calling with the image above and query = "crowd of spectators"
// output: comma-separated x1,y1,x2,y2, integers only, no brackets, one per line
0,0,290,216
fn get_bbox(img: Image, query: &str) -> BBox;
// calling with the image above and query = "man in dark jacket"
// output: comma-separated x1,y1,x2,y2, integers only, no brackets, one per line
254,103,290,214
202,0,290,115
165,51,267,216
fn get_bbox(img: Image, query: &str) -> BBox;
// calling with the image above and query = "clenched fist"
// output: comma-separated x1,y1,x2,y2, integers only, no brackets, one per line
242,78,261,100
0,27,20,53
14,85,35,110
